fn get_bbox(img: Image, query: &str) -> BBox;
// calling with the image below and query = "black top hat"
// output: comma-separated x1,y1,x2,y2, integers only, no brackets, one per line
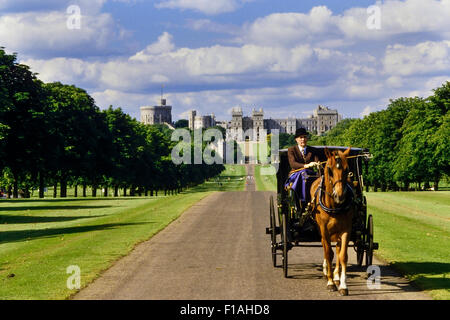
294,127,309,138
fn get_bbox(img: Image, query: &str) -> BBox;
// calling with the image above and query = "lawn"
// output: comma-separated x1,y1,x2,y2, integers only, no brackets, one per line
0,165,246,300
254,165,277,191
366,191,450,300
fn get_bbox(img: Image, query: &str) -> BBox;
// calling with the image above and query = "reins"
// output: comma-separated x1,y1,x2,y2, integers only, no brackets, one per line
289,154,363,175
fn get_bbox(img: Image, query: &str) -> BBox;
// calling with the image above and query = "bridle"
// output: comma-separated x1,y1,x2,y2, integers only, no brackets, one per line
316,155,354,214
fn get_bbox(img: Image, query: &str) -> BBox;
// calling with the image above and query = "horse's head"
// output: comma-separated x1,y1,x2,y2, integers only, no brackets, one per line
324,147,351,205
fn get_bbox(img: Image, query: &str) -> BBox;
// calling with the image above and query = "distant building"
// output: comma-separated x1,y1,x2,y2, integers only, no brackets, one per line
188,109,216,130
313,105,342,136
227,105,341,141
140,98,172,125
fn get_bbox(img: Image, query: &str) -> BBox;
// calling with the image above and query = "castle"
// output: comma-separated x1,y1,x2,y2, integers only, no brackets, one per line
140,99,172,125
140,99,341,140
225,105,341,141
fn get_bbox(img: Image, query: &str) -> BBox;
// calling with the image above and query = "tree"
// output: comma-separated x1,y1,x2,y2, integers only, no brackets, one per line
44,82,106,197
174,119,189,128
0,48,45,197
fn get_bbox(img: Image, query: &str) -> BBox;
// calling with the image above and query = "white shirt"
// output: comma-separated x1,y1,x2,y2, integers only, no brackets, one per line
298,145,306,157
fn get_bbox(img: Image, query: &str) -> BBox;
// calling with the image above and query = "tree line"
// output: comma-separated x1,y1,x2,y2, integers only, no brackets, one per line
279,82,449,191
0,48,224,198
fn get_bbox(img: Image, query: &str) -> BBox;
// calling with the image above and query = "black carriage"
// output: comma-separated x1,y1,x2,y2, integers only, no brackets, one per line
266,146,378,278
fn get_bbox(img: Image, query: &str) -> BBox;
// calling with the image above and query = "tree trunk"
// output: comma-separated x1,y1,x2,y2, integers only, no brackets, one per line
60,178,67,197
7,185,12,198
53,181,57,198
82,184,87,197
114,185,119,197
123,187,127,197
402,181,409,191
39,172,45,198
74,184,78,197
433,176,439,191
92,185,97,197
13,175,18,198
103,186,108,197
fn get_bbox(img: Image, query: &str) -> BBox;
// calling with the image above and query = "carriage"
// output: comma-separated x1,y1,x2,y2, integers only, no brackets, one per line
266,146,378,278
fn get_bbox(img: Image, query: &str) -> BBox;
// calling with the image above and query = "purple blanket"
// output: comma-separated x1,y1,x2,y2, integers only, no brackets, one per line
284,169,315,202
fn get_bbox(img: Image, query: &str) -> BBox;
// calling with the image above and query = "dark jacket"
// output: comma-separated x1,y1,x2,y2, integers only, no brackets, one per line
287,145,320,171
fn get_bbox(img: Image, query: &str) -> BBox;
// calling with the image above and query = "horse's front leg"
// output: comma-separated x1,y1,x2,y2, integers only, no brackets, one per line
321,235,336,291
333,241,341,287
338,233,349,296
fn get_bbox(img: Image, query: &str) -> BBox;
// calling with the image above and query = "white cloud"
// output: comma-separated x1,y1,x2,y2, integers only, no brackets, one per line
12,0,450,120
130,32,175,60
240,7,336,47
0,10,129,59
239,1,450,47
383,41,450,76
360,106,376,118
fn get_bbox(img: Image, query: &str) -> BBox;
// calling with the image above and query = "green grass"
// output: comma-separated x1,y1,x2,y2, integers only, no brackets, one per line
190,164,246,192
0,165,246,300
366,191,450,300
254,165,277,191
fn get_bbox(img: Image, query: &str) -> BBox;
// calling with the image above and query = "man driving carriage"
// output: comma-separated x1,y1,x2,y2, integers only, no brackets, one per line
286,128,321,212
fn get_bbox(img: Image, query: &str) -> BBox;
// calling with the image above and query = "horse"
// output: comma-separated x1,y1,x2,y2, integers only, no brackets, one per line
310,147,354,296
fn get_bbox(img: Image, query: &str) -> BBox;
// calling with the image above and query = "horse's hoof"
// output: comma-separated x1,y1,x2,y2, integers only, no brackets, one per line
334,280,340,287
339,288,349,296
327,284,337,292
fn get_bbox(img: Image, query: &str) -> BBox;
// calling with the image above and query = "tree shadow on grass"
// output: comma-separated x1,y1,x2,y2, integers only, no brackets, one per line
390,261,450,292
0,205,115,212
0,214,105,224
0,222,151,245
0,197,148,203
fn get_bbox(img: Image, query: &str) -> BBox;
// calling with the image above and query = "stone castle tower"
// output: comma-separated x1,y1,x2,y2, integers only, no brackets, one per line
140,98,172,125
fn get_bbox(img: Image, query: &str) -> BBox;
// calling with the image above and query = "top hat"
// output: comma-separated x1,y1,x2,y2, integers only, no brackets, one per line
294,127,309,138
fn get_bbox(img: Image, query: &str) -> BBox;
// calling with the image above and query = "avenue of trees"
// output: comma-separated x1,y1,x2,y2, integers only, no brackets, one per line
304,83,448,191
0,48,224,198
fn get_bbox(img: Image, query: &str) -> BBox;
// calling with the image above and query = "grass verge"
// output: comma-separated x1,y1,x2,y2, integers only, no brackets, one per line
0,165,246,299
366,191,450,300
254,165,277,191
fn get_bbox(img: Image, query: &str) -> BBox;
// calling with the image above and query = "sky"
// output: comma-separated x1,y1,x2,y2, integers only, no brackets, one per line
1,0,449,122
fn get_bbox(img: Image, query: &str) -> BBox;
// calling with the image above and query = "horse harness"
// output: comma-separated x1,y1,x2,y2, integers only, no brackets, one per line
311,175,355,215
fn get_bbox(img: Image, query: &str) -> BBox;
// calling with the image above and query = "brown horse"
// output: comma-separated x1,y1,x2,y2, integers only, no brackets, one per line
310,147,354,296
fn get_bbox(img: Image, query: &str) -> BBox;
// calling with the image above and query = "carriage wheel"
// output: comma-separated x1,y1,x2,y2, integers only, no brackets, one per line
365,215,374,267
282,213,289,278
356,234,364,267
269,195,277,267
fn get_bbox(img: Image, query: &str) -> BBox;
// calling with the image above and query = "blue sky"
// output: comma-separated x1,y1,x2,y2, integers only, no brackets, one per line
1,0,449,122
